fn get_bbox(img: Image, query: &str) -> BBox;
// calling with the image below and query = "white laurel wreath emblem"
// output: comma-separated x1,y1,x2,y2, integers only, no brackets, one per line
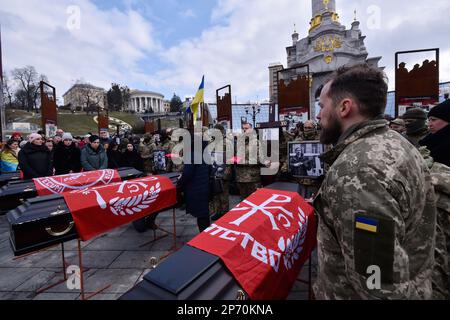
277,207,309,270
108,182,161,216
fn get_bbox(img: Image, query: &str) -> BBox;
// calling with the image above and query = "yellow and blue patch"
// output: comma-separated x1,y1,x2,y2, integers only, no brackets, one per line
355,216,378,233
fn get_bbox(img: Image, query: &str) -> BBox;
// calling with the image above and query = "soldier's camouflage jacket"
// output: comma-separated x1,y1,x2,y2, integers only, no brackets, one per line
313,119,436,299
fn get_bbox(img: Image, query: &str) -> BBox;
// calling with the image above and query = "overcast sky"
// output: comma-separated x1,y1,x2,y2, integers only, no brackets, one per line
1,0,449,104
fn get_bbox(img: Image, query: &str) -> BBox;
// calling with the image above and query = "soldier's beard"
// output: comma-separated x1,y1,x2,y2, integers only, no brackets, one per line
320,116,343,145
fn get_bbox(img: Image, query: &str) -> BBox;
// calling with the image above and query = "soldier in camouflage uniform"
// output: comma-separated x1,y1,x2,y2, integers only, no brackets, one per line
235,123,263,200
419,147,449,299
209,124,233,221
139,133,155,174
313,64,436,299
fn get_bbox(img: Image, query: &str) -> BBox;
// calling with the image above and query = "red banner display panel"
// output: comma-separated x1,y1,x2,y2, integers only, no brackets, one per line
395,48,440,117
277,65,310,127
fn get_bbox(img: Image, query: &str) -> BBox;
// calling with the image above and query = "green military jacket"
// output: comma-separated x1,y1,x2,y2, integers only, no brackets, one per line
313,119,436,299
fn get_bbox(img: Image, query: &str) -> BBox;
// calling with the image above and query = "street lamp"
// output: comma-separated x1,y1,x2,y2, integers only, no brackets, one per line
245,103,261,128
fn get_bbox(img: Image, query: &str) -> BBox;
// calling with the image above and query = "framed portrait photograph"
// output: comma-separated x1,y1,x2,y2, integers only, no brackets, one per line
153,150,167,172
288,141,326,178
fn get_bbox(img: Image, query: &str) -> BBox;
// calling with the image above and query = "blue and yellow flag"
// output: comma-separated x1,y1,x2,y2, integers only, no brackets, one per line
355,216,378,233
190,76,204,124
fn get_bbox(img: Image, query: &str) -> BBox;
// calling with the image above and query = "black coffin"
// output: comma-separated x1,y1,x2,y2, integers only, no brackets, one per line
0,167,144,214
7,171,181,257
120,182,303,300
0,171,21,188
120,245,246,300
7,195,74,256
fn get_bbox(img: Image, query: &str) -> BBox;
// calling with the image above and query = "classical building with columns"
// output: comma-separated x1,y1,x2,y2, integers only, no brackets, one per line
270,0,382,119
128,90,165,113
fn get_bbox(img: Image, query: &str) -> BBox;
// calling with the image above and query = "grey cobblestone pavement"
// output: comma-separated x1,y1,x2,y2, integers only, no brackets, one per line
0,196,317,300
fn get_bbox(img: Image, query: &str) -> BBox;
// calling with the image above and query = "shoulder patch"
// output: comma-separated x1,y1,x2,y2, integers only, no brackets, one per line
354,212,395,284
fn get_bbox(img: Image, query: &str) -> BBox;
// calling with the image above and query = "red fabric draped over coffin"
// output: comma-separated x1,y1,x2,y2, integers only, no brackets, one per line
33,169,121,196
188,188,317,300
63,176,177,241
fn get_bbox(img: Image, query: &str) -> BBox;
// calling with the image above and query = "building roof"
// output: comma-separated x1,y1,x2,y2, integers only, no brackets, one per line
63,83,105,97
129,90,164,98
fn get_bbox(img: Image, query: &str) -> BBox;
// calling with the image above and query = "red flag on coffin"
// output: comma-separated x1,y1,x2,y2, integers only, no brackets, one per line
63,176,177,241
33,169,121,196
188,188,317,300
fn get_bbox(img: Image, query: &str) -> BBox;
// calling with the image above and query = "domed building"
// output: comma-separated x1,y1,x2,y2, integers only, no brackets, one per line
127,90,165,113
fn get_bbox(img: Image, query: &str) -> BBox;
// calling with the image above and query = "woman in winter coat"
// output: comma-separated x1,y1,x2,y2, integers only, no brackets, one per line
18,133,53,180
80,135,108,171
53,133,82,175
1,139,20,173
177,136,211,232
121,143,144,171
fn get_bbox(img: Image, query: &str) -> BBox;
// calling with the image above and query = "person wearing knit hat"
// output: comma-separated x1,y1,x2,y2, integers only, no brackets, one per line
401,107,429,147
28,133,43,143
62,132,73,141
11,132,22,143
419,100,450,167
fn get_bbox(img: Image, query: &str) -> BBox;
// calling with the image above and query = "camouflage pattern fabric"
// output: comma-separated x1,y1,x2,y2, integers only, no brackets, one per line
139,140,155,174
419,147,450,299
209,180,230,217
313,119,436,299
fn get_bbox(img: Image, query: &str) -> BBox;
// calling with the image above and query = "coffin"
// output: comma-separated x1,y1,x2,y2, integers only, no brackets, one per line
0,171,21,188
119,245,246,300
120,182,306,300
0,168,144,214
7,172,181,256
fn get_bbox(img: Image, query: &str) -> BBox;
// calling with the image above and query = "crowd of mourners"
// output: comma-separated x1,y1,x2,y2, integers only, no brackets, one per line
0,128,178,178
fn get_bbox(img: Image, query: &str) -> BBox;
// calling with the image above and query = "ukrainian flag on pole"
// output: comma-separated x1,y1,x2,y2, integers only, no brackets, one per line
190,75,204,124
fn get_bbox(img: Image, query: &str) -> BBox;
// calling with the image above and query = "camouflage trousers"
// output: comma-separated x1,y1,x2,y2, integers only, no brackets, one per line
209,181,230,216
432,208,450,299
238,182,261,200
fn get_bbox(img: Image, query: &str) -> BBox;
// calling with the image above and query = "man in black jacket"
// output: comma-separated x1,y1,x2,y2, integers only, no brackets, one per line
18,133,53,180
420,99,450,167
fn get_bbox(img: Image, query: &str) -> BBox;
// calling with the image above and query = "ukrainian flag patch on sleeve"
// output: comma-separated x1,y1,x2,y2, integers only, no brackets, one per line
355,216,378,233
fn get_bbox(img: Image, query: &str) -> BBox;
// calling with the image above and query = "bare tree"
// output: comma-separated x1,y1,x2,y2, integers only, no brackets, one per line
70,84,104,114
2,72,13,108
11,66,47,112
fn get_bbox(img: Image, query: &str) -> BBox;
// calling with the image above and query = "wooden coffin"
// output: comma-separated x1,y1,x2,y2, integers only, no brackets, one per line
7,172,182,256
0,167,144,214
119,245,246,300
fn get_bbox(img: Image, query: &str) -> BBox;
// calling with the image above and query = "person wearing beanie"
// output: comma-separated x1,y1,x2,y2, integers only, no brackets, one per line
80,134,108,171
419,100,450,167
401,107,429,147
11,132,22,143
53,132,82,175
18,133,53,179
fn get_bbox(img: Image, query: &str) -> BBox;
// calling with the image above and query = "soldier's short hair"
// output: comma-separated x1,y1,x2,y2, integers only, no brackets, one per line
327,63,388,119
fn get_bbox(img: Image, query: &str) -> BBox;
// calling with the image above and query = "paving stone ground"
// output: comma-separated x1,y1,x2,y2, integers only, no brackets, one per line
0,196,317,300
